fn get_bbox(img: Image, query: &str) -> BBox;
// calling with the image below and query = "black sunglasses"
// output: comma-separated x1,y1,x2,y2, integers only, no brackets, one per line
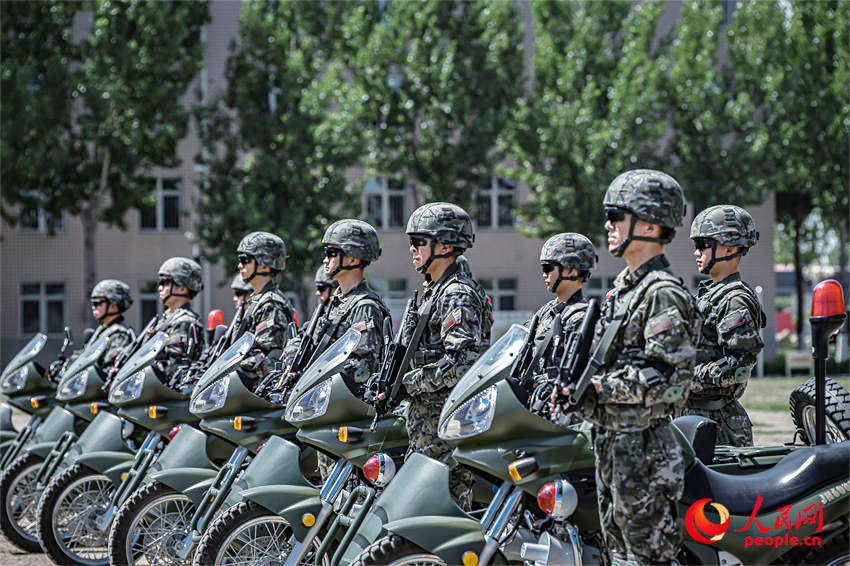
693,238,715,251
90,299,107,307
409,235,429,248
237,254,255,265
157,277,174,287
316,284,333,292
323,246,343,259
541,263,559,274
604,207,628,223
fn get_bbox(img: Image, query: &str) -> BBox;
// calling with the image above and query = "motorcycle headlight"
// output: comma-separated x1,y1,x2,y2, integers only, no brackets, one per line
108,371,145,404
0,367,28,393
285,379,331,423
56,372,88,400
190,378,228,414
439,384,497,440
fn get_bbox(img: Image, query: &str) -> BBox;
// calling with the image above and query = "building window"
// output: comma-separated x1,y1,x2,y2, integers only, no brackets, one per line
479,278,516,311
586,276,617,299
139,280,164,324
20,207,64,233
20,282,66,336
476,177,515,229
140,178,182,231
363,176,405,229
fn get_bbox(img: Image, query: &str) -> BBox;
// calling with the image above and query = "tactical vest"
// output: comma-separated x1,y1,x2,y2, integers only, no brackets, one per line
696,278,765,362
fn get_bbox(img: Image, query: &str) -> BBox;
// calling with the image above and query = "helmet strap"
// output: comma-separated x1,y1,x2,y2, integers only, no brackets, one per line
160,281,191,305
699,241,746,274
610,215,667,257
416,240,462,275
548,266,584,294
328,254,361,279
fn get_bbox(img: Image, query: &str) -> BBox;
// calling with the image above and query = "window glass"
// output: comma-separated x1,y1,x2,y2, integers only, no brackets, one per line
46,300,64,333
22,302,40,333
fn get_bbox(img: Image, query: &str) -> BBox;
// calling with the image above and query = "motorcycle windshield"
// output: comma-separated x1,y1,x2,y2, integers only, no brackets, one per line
58,336,108,383
1,333,47,379
192,332,255,394
442,324,529,419
287,327,361,402
111,332,167,385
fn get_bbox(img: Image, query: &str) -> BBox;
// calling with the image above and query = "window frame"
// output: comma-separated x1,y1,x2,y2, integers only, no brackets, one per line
475,176,516,230
138,280,165,324
362,176,406,230
140,177,183,232
20,282,67,338
479,277,517,312
19,207,64,234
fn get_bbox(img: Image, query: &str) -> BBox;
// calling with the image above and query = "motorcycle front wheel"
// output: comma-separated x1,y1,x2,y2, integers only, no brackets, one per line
350,535,448,566
0,451,43,552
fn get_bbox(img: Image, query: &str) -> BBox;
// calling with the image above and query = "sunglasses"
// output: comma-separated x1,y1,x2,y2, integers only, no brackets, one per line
541,263,559,274
90,299,107,307
323,246,343,259
316,284,332,292
157,277,174,287
237,254,255,265
409,235,429,248
693,238,715,251
604,207,628,223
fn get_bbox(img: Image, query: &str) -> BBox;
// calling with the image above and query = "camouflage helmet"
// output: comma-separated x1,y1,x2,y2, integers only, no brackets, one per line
314,265,339,289
539,233,597,273
90,279,133,311
158,257,203,294
603,169,686,236
322,219,381,263
230,274,253,295
237,232,287,271
690,205,758,249
406,202,474,249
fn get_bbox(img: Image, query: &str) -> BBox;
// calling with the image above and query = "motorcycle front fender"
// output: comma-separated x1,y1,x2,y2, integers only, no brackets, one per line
33,406,76,444
240,484,321,540
148,467,219,506
71,450,136,485
383,516,487,565
73,411,131,455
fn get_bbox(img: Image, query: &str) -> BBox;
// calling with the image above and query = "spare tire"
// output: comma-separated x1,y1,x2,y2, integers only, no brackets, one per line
789,376,850,444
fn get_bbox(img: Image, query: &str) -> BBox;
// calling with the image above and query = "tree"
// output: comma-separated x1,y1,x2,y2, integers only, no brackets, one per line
195,1,363,308
344,0,525,208
501,0,671,241
1,0,209,296
728,0,850,344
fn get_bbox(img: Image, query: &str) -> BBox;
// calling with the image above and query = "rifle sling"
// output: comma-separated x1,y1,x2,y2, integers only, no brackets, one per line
386,295,435,403
523,321,558,381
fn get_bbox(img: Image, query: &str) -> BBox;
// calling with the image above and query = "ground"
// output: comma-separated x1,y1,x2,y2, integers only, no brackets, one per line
1,376,847,564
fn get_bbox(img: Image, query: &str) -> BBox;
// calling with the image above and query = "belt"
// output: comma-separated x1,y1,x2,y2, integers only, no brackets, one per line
687,396,732,411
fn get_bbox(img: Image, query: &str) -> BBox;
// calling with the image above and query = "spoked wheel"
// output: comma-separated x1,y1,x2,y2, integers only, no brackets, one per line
36,463,114,565
193,500,327,566
108,481,195,566
350,535,447,566
0,452,43,552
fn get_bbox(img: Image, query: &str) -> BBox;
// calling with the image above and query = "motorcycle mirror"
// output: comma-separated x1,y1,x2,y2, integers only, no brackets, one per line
212,324,227,345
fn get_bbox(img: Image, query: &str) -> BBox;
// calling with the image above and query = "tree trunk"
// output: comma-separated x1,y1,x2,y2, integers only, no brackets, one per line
81,202,98,300
838,217,848,307
793,216,805,350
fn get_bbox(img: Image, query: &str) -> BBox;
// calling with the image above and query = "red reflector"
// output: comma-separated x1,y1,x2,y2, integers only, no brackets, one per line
256,440,268,454
812,280,845,318
167,425,181,441
293,308,299,327
207,310,225,330
362,453,395,487
363,456,380,483
537,482,557,515
605,289,615,301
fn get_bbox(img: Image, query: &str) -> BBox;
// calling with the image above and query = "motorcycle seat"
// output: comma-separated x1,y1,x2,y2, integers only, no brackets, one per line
671,416,717,463
682,440,850,514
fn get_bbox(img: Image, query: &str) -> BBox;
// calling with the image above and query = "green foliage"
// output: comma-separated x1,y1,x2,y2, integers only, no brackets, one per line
195,1,363,297
502,0,670,241
346,0,525,206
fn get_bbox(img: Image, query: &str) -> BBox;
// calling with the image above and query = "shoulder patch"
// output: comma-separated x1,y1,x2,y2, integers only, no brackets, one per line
647,312,674,336
442,308,462,333
720,307,750,331
256,315,277,334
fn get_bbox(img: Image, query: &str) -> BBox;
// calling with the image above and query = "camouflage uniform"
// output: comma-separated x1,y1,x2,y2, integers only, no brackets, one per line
88,279,135,367
154,258,205,380
584,170,699,565
230,232,296,386
683,206,765,446
402,203,493,510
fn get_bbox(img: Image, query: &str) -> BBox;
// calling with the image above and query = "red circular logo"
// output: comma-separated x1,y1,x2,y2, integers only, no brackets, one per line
685,498,731,544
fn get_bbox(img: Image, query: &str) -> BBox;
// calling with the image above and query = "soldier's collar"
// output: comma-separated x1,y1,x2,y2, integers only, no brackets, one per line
258,280,277,294
340,279,368,300
624,254,669,286
553,289,583,311
428,261,460,289
716,272,742,285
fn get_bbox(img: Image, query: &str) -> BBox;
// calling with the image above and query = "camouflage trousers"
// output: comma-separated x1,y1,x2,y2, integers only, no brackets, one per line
593,424,684,565
682,399,753,447
405,394,474,511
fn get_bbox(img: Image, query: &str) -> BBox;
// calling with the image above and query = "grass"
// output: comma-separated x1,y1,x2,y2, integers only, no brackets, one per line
741,376,850,411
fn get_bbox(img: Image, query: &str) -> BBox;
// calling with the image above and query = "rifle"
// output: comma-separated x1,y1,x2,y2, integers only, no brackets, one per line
289,302,327,374
551,298,600,409
102,315,160,390
509,314,539,386
368,291,420,430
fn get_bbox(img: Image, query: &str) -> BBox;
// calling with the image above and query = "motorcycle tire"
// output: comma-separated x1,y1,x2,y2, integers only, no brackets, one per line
350,534,448,566
193,500,326,566
789,376,850,444
0,452,43,552
108,480,195,566
36,462,113,566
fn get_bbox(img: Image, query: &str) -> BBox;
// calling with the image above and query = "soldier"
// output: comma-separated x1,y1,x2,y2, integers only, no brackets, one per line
400,203,492,510
154,258,204,378
231,232,295,387
684,205,766,446
313,264,338,308
565,170,699,565
231,273,253,309
87,279,135,367
522,233,597,405
281,220,389,388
